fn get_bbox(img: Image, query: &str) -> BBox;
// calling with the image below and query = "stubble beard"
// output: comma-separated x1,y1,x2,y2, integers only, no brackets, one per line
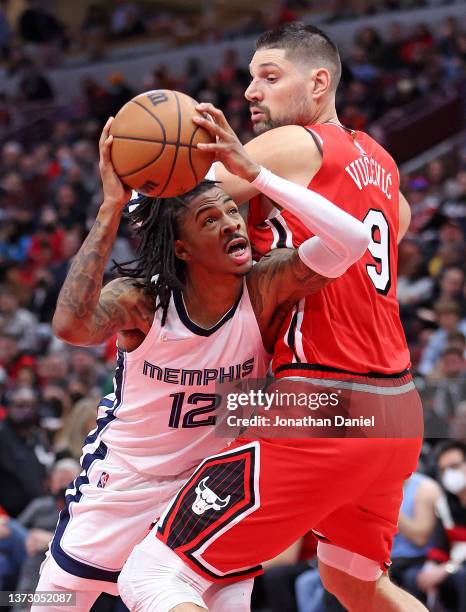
252,94,313,134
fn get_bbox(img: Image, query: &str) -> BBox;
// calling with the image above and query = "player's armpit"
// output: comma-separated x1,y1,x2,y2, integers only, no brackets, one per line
216,125,322,205
398,191,411,243
247,249,331,351
53,277,149,346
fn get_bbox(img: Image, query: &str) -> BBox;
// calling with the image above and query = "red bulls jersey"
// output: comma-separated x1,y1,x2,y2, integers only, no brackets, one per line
248,123,410,376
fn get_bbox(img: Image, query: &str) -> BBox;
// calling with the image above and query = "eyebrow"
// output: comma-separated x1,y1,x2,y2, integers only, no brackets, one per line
194,196,234,220
249,62,282,73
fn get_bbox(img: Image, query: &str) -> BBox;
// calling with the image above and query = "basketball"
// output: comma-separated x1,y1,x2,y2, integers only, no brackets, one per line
109,90,215,198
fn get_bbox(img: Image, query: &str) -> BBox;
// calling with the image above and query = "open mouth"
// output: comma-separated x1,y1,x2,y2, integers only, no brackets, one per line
225,237,250,261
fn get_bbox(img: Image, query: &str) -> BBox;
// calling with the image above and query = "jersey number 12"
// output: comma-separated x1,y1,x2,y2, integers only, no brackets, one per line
168,392,220,428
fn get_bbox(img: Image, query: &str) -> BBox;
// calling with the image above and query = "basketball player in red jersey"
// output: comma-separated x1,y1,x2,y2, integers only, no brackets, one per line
118,23,425,612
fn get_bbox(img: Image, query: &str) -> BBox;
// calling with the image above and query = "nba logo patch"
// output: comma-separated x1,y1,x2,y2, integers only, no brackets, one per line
97,472,110,489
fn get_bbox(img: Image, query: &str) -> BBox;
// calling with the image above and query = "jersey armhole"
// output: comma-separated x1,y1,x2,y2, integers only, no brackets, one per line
304,127,323,156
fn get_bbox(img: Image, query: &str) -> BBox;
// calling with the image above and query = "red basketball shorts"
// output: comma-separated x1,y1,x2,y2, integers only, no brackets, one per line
155,373,423,582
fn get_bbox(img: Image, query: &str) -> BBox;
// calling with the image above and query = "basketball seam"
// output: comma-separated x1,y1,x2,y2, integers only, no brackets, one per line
188,125,201,182
113,135,198,148
116,99,168,178
118,144,167,178
130,99,167,143
157,91,182,197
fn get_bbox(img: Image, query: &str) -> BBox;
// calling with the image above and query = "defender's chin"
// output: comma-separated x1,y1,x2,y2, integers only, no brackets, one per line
235,259,253,276
252,122,270,135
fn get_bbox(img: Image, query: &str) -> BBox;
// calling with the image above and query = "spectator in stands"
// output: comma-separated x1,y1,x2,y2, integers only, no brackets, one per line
397,240,433,307
0,333,21,381
390,472,441,603
54,397,98,461
354,26,385,65
262,534,317,612
416,441,466,611
427,347,466,426
18,61,54,102
53,184,86,231
378,21,405,70
107,72,135,117
68,349,107,396
418,301,466,376
433,266,465,308
0,285,38,353
1,141,23,174
0,0,10,60
16,458,80,593
451,401,466,444
18,0,65,47
80,3,109,60
295,567,326,612
0,387,52,517
0,219,31,265
347,45,379,83
438,16,460,58
440,169,466,234
109,0,145,38
428,219,464,277
0,507,27,590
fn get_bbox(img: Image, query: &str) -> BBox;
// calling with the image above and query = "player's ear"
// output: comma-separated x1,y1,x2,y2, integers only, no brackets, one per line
174,239,191,262
310,67,331,99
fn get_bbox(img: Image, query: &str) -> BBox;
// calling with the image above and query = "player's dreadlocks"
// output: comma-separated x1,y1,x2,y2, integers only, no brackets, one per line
114,180,217,325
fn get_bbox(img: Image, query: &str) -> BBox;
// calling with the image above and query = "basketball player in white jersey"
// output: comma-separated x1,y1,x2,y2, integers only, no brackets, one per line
35,117,369,611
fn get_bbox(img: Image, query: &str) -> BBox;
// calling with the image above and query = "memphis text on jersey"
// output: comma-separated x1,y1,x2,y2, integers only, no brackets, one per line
345,155,392,200
142,357,255,385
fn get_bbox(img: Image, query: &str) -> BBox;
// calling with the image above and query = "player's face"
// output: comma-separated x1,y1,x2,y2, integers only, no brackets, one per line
176,188,252,276
245,48,315,134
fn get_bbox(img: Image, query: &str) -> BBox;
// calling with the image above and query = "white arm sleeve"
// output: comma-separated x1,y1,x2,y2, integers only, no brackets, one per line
204,163,218,181
251,167,370,278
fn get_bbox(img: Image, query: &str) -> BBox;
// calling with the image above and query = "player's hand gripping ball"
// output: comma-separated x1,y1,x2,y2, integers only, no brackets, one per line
109,90,215,198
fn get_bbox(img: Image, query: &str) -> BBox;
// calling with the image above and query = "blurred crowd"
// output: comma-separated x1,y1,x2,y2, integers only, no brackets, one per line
0,0,446,68
0,5,465,612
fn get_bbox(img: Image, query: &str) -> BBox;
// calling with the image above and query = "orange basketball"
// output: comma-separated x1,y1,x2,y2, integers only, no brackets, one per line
109,90,215,198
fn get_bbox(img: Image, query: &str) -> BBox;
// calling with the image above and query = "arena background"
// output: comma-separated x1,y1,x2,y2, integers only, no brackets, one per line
0,0,465,610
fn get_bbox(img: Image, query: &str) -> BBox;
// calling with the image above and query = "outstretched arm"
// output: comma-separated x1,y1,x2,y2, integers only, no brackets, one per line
53,119,139,346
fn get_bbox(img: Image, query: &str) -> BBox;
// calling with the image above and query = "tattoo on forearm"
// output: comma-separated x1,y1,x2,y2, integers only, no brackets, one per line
57,220,110,317
55,219,131,338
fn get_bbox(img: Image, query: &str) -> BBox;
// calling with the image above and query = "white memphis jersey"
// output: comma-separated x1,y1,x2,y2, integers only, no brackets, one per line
86,281,268,476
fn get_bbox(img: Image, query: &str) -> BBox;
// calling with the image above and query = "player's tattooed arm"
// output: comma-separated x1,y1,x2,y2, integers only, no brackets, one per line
53,117,141,346
53,219,148,346
247,249,331,352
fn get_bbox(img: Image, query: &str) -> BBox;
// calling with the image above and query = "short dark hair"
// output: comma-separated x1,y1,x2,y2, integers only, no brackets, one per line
114,180,218,325
255,22,341,91
435,440,466,464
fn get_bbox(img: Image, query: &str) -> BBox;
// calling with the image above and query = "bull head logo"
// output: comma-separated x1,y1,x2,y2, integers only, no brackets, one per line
191,477,231,515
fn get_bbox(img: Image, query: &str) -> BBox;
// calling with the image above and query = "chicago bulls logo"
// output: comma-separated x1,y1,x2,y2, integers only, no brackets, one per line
191,477,231,515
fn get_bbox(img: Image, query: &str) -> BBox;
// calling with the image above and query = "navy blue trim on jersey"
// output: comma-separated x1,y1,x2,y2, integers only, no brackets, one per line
50,350,126,583
173,286,243,337
85,349,125,446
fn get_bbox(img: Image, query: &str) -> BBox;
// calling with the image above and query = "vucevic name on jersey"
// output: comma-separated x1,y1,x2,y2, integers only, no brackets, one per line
248,123,410,376
142,358,255,386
